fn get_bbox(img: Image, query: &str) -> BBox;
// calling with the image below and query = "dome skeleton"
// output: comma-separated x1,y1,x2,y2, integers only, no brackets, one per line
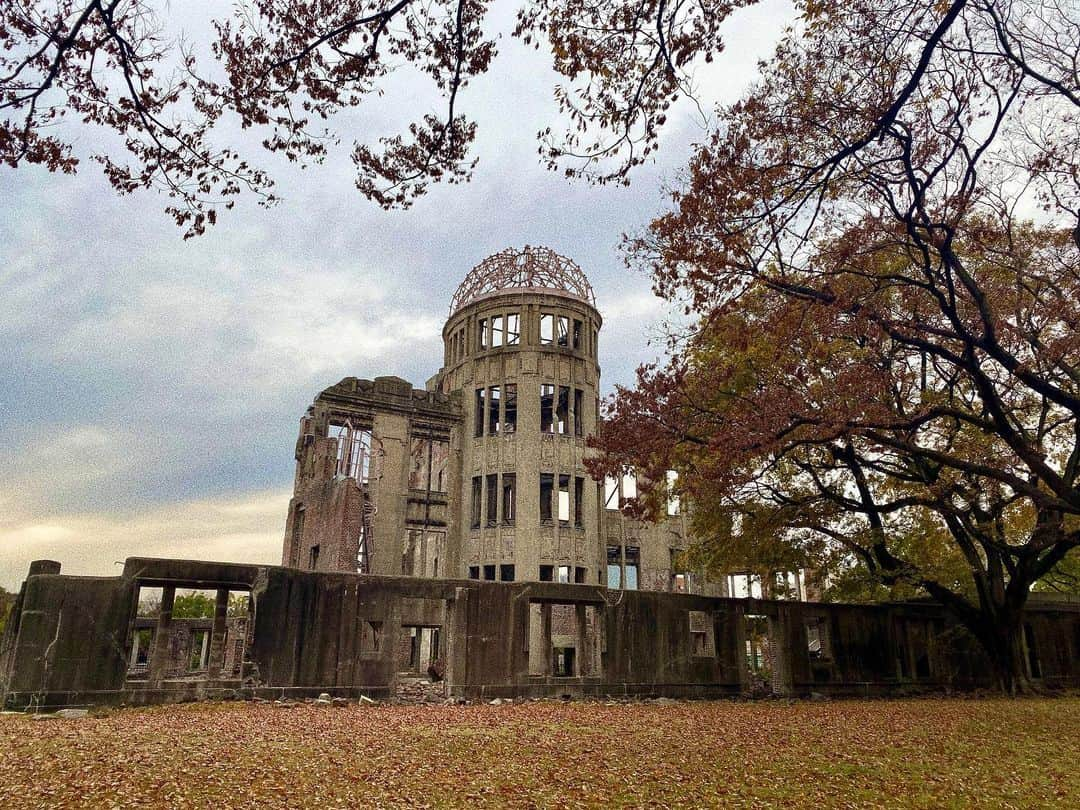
449,246,597,315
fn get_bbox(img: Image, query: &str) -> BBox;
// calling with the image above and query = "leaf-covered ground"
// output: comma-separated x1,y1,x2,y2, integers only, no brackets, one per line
1,697,1077,808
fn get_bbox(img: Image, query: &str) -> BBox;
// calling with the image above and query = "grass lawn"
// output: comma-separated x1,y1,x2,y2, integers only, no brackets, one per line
1,697,1077,808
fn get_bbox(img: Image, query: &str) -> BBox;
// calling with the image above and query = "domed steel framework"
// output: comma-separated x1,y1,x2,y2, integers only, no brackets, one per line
449,245,596,314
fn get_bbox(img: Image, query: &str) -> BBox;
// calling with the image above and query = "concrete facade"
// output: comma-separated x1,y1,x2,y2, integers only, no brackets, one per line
3,558,1079,709
281,246,728,597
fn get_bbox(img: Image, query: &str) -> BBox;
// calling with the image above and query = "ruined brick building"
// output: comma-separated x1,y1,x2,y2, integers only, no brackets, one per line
281,245,780,599
3,248,1077,709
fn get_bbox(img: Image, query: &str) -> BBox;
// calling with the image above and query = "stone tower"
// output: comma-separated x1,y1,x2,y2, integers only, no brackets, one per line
437,246,603,583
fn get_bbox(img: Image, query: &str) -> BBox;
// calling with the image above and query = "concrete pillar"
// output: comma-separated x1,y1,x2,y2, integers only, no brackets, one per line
207,587,230,678
576,603,590,676
148,586,176,684
541,603,553,675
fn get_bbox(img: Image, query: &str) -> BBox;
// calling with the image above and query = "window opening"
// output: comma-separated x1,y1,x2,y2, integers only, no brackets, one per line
483,564,496,581
478,317,488,350
506,313,520,344
574,477,584,527
557,386,570,434
539,565,554,582
488,386,501,435
504,384,517,433
558,475,571,523
556,315,569,347
502,473,516,525
540,473,554,523
500,564,515,582
606,546,621,589
471,477,482,528
572,319,582,350
540,313,554,345
475,389,485,436
540,384,555,434
573,389,584,436
492,315,504,347
624,546,640,590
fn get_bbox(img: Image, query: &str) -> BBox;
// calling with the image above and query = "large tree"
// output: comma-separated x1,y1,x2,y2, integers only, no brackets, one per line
592,0,1079,693
1,0,733,235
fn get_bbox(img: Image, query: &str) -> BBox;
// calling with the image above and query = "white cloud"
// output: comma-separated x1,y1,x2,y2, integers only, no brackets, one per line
0,488,289,590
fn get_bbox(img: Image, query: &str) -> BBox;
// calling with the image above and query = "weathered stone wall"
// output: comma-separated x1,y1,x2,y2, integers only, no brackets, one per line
3,557,1078,709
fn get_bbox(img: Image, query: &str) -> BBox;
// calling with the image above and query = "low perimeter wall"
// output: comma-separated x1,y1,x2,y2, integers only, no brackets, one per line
2,558,1079,709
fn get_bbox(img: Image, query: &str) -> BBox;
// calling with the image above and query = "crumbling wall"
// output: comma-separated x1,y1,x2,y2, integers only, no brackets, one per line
3,557,1079,709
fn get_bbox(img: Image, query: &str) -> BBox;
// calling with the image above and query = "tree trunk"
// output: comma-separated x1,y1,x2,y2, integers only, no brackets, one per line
965,601,1034,696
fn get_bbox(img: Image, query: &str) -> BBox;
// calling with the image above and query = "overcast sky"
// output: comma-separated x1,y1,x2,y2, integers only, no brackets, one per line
0,1,793,590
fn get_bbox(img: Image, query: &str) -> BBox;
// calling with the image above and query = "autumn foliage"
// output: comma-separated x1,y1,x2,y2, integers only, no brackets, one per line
591,0,1079,692
1,699,1078,807
1,0,738,234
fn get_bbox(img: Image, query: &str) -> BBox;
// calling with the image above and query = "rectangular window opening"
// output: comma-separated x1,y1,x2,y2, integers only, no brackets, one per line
488,385,501,436
572,319,582,350
478,318,488,350
556,315,569,347
540,384,555,434
483,564,496,581
506,313,520,345
573,389,584,437
557,565,571,584
471,476,482,528
502,473,516,525
606,546,621,589
500,564,515,582
492,315,504,347
558,475,571,524
540,473,554,523
475,388,486,437
504,384,517,433
539,565,554,582
574,477,584,528
557,386,570,434
624,546,640,590
540,313,554,345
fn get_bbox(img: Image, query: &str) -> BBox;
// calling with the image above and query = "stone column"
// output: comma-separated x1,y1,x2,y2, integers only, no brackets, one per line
148,586,176,685
207,588,230,679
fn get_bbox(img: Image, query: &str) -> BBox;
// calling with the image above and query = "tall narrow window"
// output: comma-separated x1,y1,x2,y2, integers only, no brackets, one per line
557,386,570,434
604,476,619,508
572,319,582,349
540,384,555,434
540,474,554,523
540,313,554,344
502,473,516,525
488,385,501,435
504,384,517,433
557,565,571,584
621,471,637,503
607,546,621,588
557,315,569,347
574,477,584,527
491,315,504,347
593,329,598,356
666,469,680,516
573,388,584,437
625,546,640,590
558,475,571,523
471,476,482,528
486,474,498,526
478,318,488,350
506,313,520,345
475,388,485,437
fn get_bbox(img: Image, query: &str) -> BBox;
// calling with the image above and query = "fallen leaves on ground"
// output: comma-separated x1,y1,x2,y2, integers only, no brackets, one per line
1,697,1077,808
